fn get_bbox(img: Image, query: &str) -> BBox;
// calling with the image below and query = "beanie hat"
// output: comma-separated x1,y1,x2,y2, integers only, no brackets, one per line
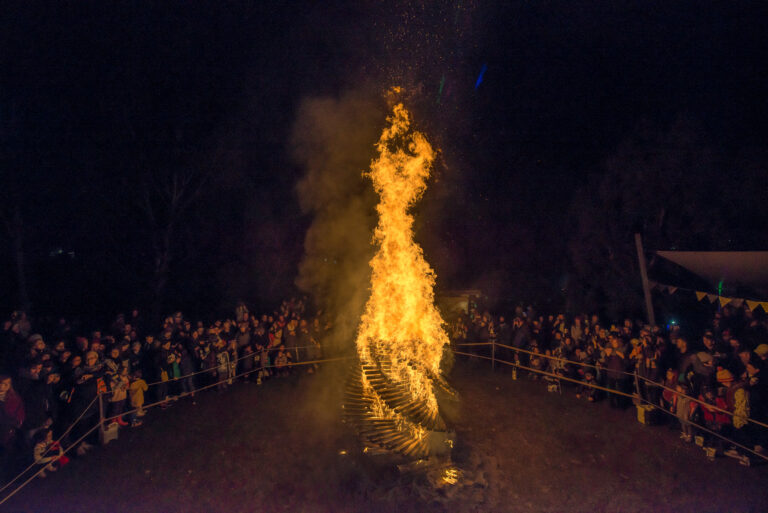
716,368,734,383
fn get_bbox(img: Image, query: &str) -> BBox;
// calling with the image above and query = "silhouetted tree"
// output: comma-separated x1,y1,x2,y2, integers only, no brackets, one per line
567,118,727,317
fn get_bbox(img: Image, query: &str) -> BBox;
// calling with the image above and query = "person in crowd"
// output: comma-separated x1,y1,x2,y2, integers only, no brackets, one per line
255,343,270,385
699,385,729,459
674,382,696,443
214,338,230,392
718,368,751,464
108,366,129,427
32,428,66,477
227,339,238,385
274,344,291,377
154,338,175,408
0,375,25,479
128,369,147,427
602,334,629,408
70,351,103,455
176,344,196,397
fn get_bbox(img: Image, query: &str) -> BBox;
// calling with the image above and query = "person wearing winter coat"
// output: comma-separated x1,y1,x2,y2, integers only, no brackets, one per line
108,367,130,426
602,335,629,408
32,428,67,477
0,375,25,479
214,340,230,391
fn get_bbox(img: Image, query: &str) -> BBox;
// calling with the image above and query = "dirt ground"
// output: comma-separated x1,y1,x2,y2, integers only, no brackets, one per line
3,358,768,513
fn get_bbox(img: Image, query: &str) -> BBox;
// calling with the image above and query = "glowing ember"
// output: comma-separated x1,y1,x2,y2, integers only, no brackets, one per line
346,100,450,460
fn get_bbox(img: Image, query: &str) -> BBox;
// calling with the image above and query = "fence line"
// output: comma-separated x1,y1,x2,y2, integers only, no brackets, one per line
0,353,354,506
100,355,355,424
142,343,324,387
0,423,101,507
456,339,768,431
0,394,100,495
453,344,768,463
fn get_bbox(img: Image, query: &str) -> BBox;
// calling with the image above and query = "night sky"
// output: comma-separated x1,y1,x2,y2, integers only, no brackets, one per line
1,1,766,319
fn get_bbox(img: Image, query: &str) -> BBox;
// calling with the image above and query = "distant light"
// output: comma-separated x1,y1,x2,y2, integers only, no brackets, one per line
474,64,488,90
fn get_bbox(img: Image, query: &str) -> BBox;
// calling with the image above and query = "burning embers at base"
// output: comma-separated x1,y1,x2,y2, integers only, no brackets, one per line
344,101,454,462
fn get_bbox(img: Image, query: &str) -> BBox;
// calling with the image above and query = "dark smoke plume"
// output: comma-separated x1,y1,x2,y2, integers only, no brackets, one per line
292,89,387,353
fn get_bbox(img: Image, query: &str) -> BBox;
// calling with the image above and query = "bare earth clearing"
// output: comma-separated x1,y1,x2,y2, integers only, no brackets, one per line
3,359,767,513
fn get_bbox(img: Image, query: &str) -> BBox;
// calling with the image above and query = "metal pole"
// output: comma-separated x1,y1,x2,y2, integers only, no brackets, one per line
634,233,656,326
98,392,105,441
491,339,496,371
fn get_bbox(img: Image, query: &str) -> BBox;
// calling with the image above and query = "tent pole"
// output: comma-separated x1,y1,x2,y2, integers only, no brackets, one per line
635,233,656,326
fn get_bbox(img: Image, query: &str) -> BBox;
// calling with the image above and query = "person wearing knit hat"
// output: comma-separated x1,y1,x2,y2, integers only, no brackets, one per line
718,367,751,465
716,368,734,384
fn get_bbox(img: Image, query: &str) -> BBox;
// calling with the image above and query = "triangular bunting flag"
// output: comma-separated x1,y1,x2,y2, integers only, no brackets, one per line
696,291,707,301
761,302,768,313
731,298,744,308
747,300,760,311
719,297,733,307
667,286,678,295
706,294,718,303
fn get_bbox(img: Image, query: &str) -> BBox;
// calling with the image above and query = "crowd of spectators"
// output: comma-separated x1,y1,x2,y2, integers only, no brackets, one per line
0,298,327,481
3,295,767,485
449,303,768,465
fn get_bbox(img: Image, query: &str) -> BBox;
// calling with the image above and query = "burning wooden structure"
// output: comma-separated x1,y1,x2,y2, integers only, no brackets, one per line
344,100,454,461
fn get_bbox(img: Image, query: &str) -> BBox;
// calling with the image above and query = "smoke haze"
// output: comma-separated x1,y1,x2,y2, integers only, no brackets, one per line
292,89,387,353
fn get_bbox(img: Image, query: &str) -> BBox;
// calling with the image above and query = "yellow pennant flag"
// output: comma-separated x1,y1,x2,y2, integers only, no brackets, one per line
747,300,761,311
696,291,707,302
761,302,768,313
719,297,733,307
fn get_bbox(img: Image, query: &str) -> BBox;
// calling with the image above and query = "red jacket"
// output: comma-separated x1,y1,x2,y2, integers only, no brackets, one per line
1,389,26,445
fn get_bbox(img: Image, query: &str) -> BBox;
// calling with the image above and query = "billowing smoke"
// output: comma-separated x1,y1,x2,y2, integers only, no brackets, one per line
292,89,387,353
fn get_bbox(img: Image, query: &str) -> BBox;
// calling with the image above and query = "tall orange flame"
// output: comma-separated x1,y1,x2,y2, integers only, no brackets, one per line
355,103,448,444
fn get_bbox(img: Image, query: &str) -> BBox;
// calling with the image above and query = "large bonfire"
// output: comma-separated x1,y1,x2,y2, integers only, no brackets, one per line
346,101,452,460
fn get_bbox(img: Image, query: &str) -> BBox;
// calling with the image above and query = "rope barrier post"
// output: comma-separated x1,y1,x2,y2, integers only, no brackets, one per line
97,391,108,445
98,392,104,431
491,339,496,371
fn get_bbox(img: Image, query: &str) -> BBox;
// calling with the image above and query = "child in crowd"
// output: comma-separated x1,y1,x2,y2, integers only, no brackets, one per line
215,339,230,391
33,428,67,477
108,366,130,426
255,344,270,385
576,369,598,402
699,386,729,459
674,383,697,443
529,346,544,379
274,345,291,377
128,369,147,427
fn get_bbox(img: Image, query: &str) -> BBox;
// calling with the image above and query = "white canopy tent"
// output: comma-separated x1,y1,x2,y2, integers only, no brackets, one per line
655,251,768,298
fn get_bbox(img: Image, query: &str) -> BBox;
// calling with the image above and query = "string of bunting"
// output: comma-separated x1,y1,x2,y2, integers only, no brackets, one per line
649,280,768,312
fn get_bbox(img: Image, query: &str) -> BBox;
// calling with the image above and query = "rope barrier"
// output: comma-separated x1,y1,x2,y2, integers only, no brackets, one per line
0,393,100,494
493,341,637,379
454,346,768,462
634,393,768,463
142,343,324,387
461,339,768,431
0,423,101,507
634,374,768,431
492,354,637,399
0,353,355,505
100,355,355,424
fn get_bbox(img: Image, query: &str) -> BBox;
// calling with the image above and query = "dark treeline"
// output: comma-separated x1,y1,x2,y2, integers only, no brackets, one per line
1,1,766,321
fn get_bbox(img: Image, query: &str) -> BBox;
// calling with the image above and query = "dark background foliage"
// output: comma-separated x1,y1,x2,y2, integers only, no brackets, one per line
1,1,766,322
